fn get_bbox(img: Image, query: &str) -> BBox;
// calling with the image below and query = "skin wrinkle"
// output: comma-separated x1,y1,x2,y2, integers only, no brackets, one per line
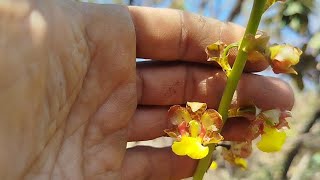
84,25,98,63
84,129,126,177
44,75,86,177
52,3,121,179
82,82,136,178
147,149,155,180
47,129,66,180
62,72,94,138
137,68,145,103
168,149,174,180
98,83,136,136
20,5,88,180
178,10,188,60
196,16,211,52
63,51,118,138
127,106,168,142
123,147,152,180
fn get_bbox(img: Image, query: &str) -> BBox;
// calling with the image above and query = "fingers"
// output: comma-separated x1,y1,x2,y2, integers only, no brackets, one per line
122,146,197,180
136,62,294,110
131,62,293,141
128,107,250,142
129,6,268,72
128,107,168,142
220,118,251,141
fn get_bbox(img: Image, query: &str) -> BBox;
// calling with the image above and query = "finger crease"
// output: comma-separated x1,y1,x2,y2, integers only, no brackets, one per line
137,69,144,103
178,10,189,60
169,150,174,180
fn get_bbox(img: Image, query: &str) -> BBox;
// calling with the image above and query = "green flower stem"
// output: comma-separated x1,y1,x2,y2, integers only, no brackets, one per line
223,42,239,76
222,42,239,60
193,0,267,180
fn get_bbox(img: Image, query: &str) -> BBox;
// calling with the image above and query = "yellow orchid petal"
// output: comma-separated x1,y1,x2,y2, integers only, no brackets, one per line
187,142,209,159
209,161,218,170
257,126,286,152
189,120,201,137
172,136,190,156
172,136,209,159
234,157,248,170
168,105,192,125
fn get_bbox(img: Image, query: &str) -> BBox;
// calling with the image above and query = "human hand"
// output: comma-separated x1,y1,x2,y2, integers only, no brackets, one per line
0,1,294,180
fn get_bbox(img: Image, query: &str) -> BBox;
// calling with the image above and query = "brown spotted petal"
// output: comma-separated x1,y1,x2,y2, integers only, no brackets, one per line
222,143,249,170
206,41,232,75
164,128,180,139
230,142,252,158
222,147,234,163
202,131,224,145
201,109,223,130
168,105,192,125
228,106,261,121
205,40,226,60
246,119,264,141
186,102,207,121
275,111,291,129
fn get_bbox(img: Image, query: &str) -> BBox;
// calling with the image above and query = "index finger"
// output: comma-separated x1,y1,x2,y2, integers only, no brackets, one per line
129,6,268,72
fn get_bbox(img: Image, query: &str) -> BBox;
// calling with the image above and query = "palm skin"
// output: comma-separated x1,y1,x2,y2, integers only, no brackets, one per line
0,1,294,180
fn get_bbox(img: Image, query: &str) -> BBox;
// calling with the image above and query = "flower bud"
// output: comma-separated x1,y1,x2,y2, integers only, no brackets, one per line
269,44,302,74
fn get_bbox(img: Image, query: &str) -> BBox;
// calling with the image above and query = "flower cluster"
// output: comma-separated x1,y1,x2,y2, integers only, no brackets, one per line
269,44,302,74
222,142,252,170
165,103,292,169
164,102,223,159
206,33,302,76
222,106,291,168
166,26,298,170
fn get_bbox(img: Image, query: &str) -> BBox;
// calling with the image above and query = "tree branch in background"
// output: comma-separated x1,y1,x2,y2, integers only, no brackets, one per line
227,0,244,22
199,0,209,14
281,110,320,180
129,0,134,5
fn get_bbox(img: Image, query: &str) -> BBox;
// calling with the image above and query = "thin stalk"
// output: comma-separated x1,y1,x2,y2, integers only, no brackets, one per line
193,0,267,179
